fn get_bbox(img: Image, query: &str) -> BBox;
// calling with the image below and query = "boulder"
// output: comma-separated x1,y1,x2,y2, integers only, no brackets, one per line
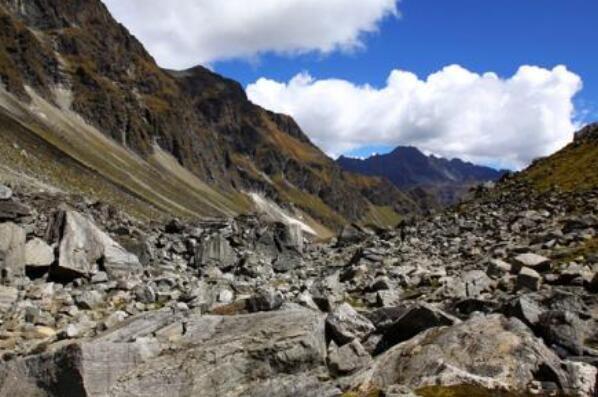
0,222,26,280
501,295,544,327
0,285,18,312
349,314,592,396
326,303,375,346
0,185,12,200
336,224,366,247
0,201,30,221
328,339,371,376
195,234,236,270
462,270,494,297
0,308,330,397
513,253,551,273
246,289,284,313
536,311,588,357
24,238,55,269
517,267,542,291
47,209,141,279
376,303,459,354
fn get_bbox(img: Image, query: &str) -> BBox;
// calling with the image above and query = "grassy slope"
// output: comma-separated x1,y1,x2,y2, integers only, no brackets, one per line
522,132,598,192
0,89,251,221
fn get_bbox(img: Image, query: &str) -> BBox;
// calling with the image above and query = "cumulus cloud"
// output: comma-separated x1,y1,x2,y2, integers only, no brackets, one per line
101,0,398,68
247,65,583,169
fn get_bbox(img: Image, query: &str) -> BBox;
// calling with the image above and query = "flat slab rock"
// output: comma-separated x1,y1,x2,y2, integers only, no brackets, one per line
0,307,335,397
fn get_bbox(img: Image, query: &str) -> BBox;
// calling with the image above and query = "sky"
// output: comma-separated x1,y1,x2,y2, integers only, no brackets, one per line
102,0,598,170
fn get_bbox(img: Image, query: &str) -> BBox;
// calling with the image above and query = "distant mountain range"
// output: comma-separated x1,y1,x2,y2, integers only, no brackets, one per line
337,146,509,206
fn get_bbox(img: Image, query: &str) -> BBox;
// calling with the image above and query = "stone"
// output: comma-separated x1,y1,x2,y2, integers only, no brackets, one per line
48,209,141,279
501,295,543,327
328,339,371,376
76,290,104,310
336,224,366,247
376,303,459,353
0,201,30,221
326,303,375,346
486,258,512,278
24,238,55,268
0,185,12,200
513,253,551,273
463,270,494,297
273,250,302,273
246,289,284,313
217,289,234,304
134,285,156,304
349,315,588,396
536,311,587,357
0,308,329,397
517,267,542,291
0,286,18,311
195,234,236,270
0,222,26,280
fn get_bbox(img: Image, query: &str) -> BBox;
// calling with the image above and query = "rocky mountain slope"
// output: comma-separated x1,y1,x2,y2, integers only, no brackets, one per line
0,124,596,396
338,146,508,206
0,0,414,235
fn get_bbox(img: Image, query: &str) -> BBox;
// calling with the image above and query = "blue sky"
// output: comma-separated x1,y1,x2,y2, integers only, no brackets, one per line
214,0,597,107
104,0,595,168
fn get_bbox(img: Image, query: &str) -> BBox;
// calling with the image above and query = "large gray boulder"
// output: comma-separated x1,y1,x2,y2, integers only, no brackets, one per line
24,238,55,269
0,185,12,200
349,314,595,397
0,307,332,397
326,303,376,346
47,209,141,279
195,234,237,270
0,222,26,281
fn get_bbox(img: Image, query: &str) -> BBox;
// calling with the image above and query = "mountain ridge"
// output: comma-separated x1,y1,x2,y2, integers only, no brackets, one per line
0,0,416,234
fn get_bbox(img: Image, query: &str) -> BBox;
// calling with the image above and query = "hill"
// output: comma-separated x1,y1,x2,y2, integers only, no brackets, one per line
0,0,414,236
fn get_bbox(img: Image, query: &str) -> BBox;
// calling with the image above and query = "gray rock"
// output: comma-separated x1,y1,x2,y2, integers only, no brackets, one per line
378,303,458,353
24,238,55,268
517,267,542,291
0,285,18,312
195,234,236,270
463,270,494,297
0,308,328,397
326,303,375,346
273,250,302,273
536,311,587,357
328,339,371,376
0,201,30,221
76,290,104,310
349,314,589,396
247,289,284,312
486,258,512,278
502,295,543,327
513,253,551,273
134,285,156,304
48,209,141,279
0,222,26,280
0,185,12,200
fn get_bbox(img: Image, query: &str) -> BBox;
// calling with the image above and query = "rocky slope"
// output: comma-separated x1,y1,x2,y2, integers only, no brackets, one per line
338,146,508,206
0,124,596,396
0,0,413,234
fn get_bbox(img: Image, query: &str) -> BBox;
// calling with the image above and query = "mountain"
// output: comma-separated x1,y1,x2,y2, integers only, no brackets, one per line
521,122,598,192
0,0,415,236
337,146,507,206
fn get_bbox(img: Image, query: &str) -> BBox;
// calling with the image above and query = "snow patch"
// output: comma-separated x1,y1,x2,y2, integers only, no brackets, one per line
249,192,316,236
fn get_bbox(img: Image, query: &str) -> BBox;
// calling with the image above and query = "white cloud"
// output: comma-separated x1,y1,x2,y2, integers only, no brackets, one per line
247,65,583,169
101,0,398,68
